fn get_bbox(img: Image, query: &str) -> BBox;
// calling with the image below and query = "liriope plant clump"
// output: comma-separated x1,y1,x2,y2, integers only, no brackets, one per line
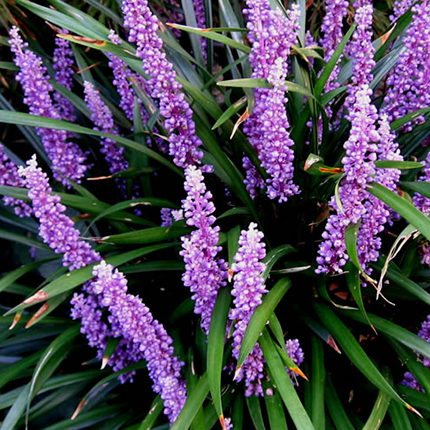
1,0,430,428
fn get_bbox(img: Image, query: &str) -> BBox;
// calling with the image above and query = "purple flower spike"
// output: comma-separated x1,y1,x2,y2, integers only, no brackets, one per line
286,339,305,384
86,261,187,422
9,26,89,186
316,85,379,275
400,315,430,391
320,0,349,92
53,29,76,122
243,2,301,202
122,0,204,169
83,81,129,178
193,0,207,60
18,155,100,270
230,222,267,396
383,1,430,130
180,166,228,333
0,145,32,217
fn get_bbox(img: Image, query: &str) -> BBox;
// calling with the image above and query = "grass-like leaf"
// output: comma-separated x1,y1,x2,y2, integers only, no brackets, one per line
236,278,291,370
368,182,430,241
207,287,231,423
313,302,419,414
259,329,316,430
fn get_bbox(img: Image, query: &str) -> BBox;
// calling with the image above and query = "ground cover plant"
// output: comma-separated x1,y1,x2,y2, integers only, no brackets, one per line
1,0,430,428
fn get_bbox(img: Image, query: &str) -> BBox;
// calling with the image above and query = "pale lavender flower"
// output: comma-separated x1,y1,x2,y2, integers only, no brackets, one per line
320,0,349,92
108,30,150,124
83,81,128,178
401,315,430,391
414,151,430,266
230,222,267,396
180,166,228,333
356,115,403,272
18,155,100,270
345,3,375,111
9,27,89,186
243,157,265,199
193,0,207,60
413,151,430,217
286,339,305,384
383,1,430,130
316,85,379,274
122,0,204,169
0,145,32,217
53,29,76,122
243,2,301,202
392,0,413,21
86,261,187,422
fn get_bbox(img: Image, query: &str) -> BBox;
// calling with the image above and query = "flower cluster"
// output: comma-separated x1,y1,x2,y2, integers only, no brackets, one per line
356,116,403,270
320,0,349,92
286,339,305,383
316,85,379,274
82,261,187,422
108,30,149,124
401,314,430,391
345,3,375,109
0,145,32,217
230,222,267,396
18,156,100,270
180,166,228,333
193,0,207,59
122,0,204,169
383,1,430,130
83,81,129,184
9,27,89,186
242,1,300,202
52,29,76,122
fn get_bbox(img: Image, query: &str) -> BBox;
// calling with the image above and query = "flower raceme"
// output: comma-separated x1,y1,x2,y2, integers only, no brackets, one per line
242,1,300,202
20,156,187,422
230,222,267,396
180,166,228,333
122,0,204,169
9,26,89,186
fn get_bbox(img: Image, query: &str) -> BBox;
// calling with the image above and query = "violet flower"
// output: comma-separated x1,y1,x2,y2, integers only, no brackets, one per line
0,145,32,218
316,85,379,275
84,261,187,422
356,115,403,272
193,0,207,60
383,1,430,130
18,155,101,270
286,339,305,384
320,0,349,93
9,27,89,186
243,2,301,202
230,222,267,396
180,166,228,333
122,0,204,169
401,314,430,391
83,81,129,182
53,29,76,122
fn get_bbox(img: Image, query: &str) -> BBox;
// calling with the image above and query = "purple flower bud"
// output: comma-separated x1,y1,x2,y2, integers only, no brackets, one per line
9,26,89,186
242,2,301,202
230,222,267,396
383,1,430,130
83,81,129,181
53,29,76,122
18,156,100,270
0,145,32,217
84,260,187,422
180,166,228,333
122,0,204,169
